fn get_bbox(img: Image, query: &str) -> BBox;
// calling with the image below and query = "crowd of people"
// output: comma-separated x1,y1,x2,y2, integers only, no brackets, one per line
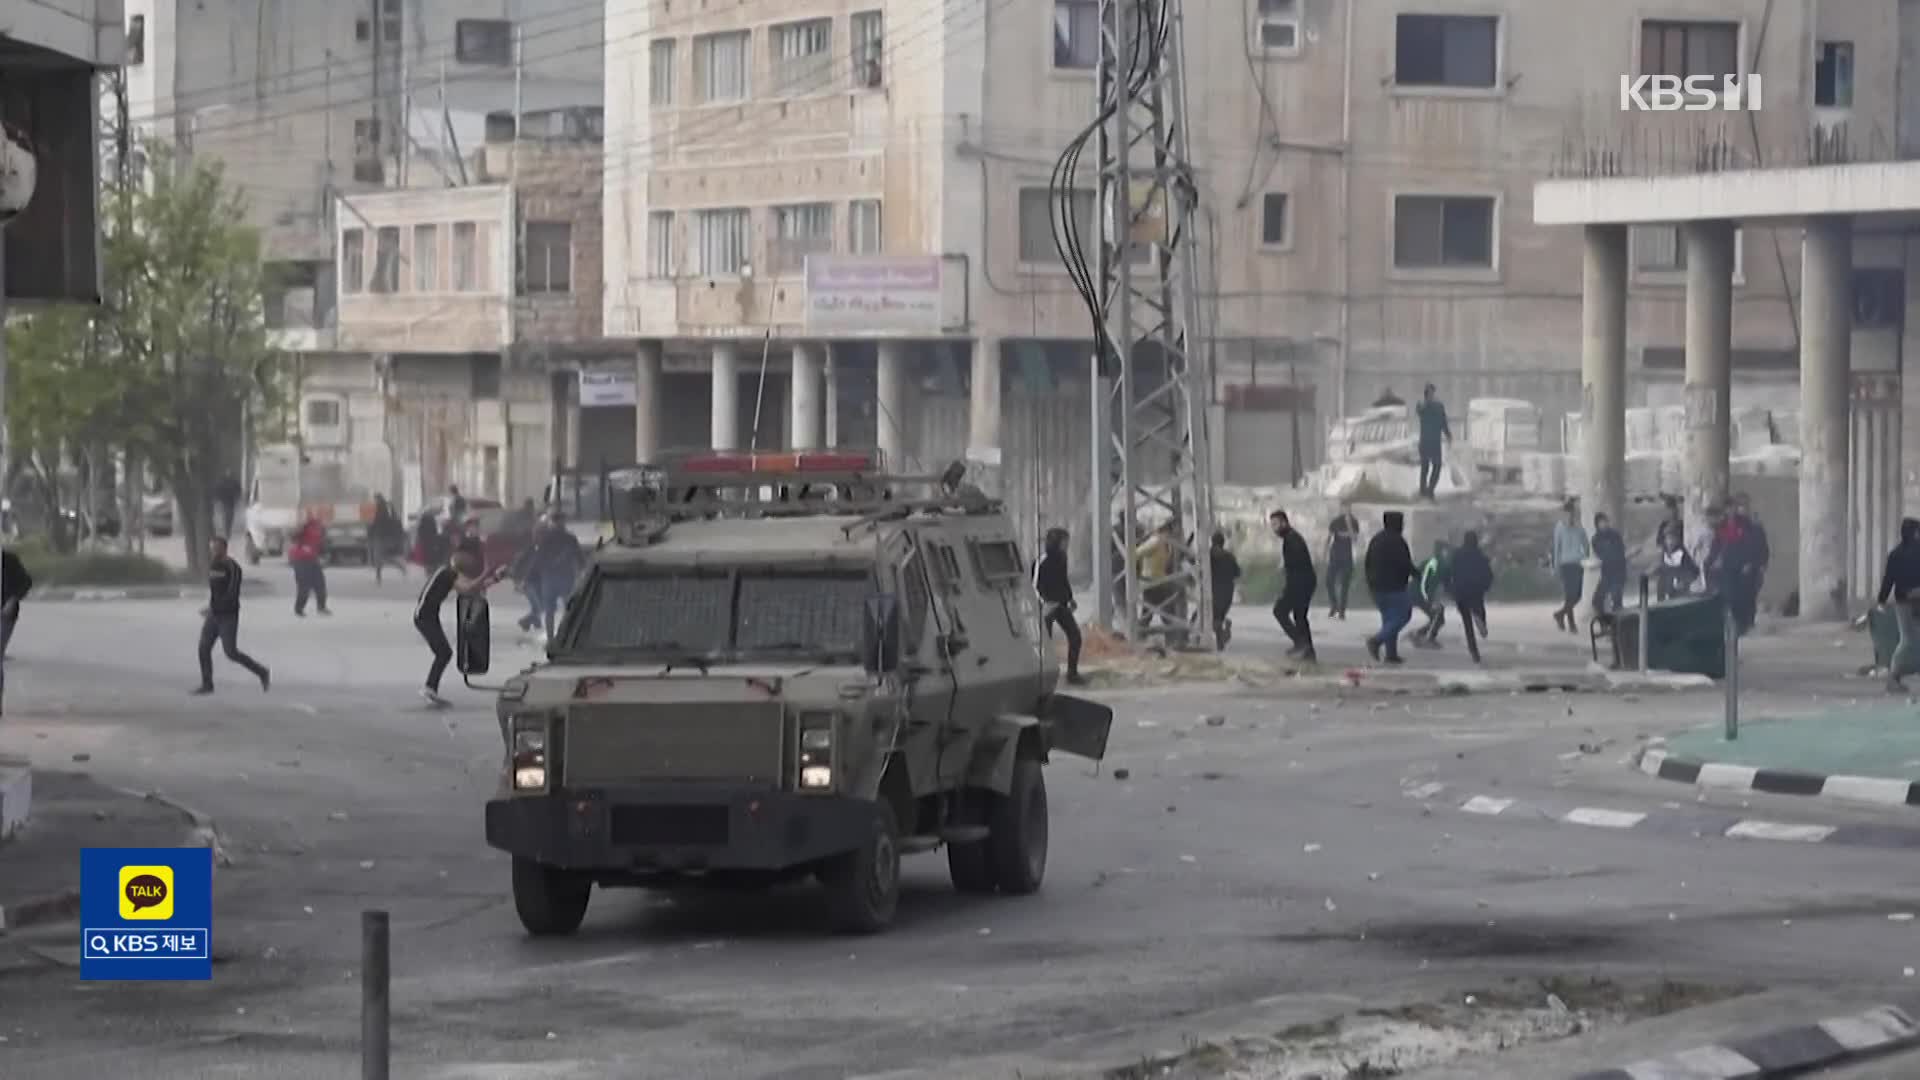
1029,490,1783,671
193,484,586,708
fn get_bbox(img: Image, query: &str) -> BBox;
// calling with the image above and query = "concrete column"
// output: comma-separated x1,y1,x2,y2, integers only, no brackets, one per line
875,340,911,468
1799,216,1853,620
635,342,663,462
710,342,740,450
968,337,1003,453
790,342,824,449
824,346,840,448
1581,225,1629,527
1681,220,1736,546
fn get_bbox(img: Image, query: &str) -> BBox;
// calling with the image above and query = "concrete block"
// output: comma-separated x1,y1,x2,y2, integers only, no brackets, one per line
0,764,30,842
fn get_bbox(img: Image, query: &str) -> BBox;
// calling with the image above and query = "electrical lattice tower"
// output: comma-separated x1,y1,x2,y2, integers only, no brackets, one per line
1075,0,1216,647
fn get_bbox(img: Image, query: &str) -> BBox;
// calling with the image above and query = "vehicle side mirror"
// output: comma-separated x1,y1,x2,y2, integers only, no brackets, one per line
862,594,902,674
456,593,491,676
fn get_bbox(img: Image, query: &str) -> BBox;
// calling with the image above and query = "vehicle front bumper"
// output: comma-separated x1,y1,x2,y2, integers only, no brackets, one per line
485,785,878,872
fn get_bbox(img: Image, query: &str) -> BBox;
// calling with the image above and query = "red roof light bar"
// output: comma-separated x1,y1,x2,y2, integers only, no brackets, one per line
675,451,883,475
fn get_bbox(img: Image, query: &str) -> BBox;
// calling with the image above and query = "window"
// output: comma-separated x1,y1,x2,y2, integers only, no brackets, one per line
355,18,371,43
695,208,751,276
771,19,832,95
372,226,401,293
1255,0,1300,54
649,40,676,106
1815,41,1854,107
126,15,146,64
456,19,513,66
472,355,501,399
451,222,478,291
1260,192,1290,247
927,542,966,596
1632,225,1745,280
1394,14,1498,89
851,11,885,88
380,0,401,43
899,554,931,648
482,446,501,499
340,229,365,294
1639,20,1738,80
772,203,834,273
524,222,573,294
1016,186,1148,266
694,31,751,103
848,199,883,254
1053,0,1098,70
412,224,438,292
648,211,676,277
305,399,341,427
971,540,1025,586
571,570,871,659
1392,195,1495,270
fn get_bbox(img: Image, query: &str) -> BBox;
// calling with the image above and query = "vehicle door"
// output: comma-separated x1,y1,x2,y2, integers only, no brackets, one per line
963,532,1048,714
890,530,954,797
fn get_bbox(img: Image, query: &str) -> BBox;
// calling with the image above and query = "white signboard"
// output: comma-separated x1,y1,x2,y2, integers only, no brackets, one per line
578,370,637,408
804,256,945,334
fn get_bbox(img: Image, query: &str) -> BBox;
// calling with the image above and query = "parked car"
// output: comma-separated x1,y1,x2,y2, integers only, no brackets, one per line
141,493,174,536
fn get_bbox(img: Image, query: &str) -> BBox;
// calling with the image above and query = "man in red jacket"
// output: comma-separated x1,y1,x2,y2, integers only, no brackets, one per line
288,514,331,616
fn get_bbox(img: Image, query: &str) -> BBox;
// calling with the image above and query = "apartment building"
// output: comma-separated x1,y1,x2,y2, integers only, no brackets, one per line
321,134,615,511
120,0,603,350
601,0,1915,549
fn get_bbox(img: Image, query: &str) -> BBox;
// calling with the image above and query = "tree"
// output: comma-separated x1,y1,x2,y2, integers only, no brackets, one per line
3,305,119,552
6,145,283,571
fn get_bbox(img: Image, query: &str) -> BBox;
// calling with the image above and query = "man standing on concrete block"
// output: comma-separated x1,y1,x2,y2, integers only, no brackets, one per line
1415,384,1452,499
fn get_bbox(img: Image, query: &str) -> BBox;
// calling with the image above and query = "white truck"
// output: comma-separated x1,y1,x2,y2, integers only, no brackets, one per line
243,444,384,565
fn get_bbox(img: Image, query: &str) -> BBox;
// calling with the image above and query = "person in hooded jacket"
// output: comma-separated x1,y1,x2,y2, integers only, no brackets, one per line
1591,512,1628,616
1209,530,1241,650
1412,540,1451,647
1449,531,1495,664
1878,517,1920,693
1363,510,1417,664
287,514,330,616
1032,527,1086,685
526,512,585,638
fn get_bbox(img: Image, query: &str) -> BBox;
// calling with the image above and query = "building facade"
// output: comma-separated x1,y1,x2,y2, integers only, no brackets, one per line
600,0,1913,553
326,137,614,512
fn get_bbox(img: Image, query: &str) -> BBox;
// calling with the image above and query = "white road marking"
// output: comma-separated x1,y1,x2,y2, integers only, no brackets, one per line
1670,1045,1763,1075
1696,762,1760,791
1403,781,1446,800
1460,795,1513,815
1563,807,1647,829
1725,820,1835,843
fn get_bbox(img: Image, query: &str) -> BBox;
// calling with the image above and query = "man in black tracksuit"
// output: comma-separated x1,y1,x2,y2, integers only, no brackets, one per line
1209,530,1241,650
1268,510,1317,662
194,537,271,695
1878,518,1920,693
1449,530,1495,664
1032,527,1087,685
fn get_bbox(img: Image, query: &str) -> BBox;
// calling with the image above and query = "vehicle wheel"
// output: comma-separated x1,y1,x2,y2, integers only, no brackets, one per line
511,856,592,936
818,801,901,934
988,759,1048,895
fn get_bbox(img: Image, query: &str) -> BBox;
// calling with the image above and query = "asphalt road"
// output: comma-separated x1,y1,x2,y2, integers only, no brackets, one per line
0,569,1916,1078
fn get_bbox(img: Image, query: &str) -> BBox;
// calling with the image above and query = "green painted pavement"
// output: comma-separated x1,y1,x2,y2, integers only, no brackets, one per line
1663,704,1920,781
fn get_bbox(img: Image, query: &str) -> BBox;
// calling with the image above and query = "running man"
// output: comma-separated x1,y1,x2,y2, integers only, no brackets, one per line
415,549,504,707
193,536,271,695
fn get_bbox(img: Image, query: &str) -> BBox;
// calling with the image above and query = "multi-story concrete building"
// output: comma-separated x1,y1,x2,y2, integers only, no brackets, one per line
120,0,603,351
325,135,614,511
600,0,1915,551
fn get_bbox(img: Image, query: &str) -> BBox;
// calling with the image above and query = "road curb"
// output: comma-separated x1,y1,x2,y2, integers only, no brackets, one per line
30,580,273,603
1571,1003,1920,1079
0,888,81,933
111,786,234,868
1637,745,1920,810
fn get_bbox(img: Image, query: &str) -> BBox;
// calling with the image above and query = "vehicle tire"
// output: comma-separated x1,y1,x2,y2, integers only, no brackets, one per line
988,759,1048,895
511,856,592,936
818,801,901,934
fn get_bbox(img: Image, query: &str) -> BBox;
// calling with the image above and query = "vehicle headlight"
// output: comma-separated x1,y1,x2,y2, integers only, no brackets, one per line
510,716,549,791
798,713,835,790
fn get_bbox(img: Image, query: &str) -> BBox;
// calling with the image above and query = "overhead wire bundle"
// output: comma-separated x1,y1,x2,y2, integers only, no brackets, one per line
1047,0,1174,379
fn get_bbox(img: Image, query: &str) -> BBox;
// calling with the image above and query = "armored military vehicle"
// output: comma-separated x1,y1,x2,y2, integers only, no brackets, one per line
455,450,1113,936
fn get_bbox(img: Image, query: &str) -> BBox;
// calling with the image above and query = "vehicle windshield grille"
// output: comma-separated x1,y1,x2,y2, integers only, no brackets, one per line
571,569,868,656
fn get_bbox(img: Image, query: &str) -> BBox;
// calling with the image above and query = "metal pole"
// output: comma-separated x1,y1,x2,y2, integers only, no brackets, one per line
1723,598,1739,740
361,909,390,1080
1637,573,1650,672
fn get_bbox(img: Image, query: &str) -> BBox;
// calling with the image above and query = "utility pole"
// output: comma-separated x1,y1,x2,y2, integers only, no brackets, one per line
1084,0,1216,648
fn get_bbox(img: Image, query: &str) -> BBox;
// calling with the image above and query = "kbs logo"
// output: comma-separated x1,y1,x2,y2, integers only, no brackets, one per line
1619,74,1763,112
